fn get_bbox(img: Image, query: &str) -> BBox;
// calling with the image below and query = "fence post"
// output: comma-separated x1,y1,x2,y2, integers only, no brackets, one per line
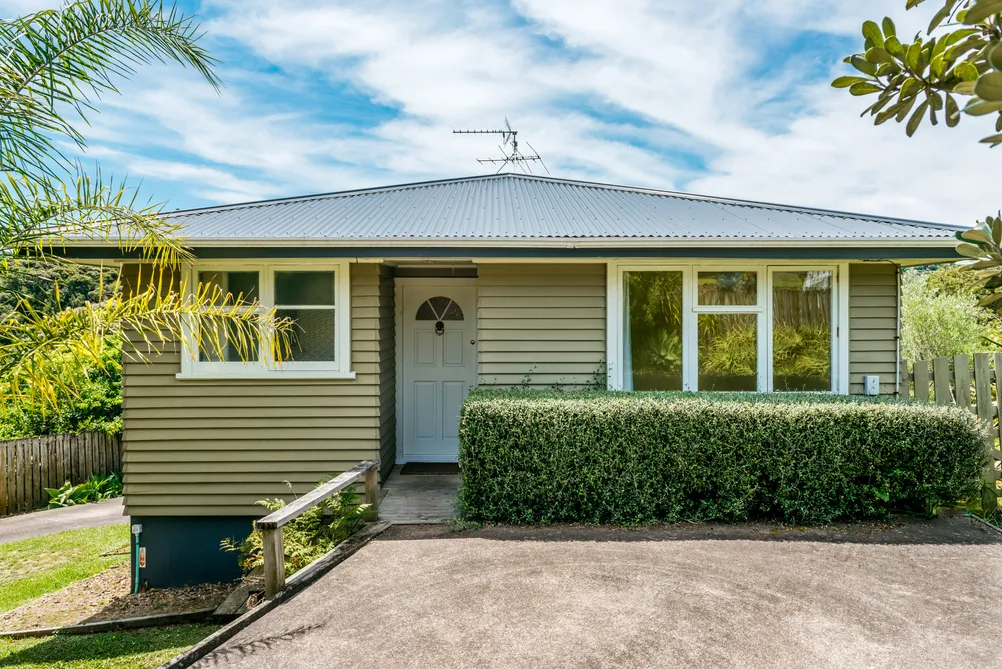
262,527,285,599
914,360,930,401
953,354,972,412
0,442,7,516
933,356,952,405
974,353,992,422
364,466,379,513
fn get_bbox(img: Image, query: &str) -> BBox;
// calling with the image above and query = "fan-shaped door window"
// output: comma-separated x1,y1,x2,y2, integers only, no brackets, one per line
415,296,464,321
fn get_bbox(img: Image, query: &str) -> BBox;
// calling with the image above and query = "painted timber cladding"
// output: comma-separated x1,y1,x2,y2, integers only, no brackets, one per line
120,263,393,517
848,262,900,396
477,264,607,387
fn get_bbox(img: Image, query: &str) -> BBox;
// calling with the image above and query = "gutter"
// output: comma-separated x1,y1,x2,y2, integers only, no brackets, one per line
59,236,961,249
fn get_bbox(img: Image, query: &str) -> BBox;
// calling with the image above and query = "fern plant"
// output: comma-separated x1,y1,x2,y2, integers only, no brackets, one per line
222,485,370,577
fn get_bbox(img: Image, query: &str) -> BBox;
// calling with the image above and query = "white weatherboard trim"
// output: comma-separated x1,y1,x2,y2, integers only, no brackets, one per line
394,277,479,465
177,260,352,380
608,260,846,394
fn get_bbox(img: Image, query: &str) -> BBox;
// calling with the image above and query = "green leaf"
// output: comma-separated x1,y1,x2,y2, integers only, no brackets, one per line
866,47,895,64
946,93,961,126
991,44,1002,71
900,77,922,99
965,98,1002,115
961,229,993,244
953,81,977,96
958,242,989,258
862,21,884,48
832,76,869,89
907,100,929,136
882,16,897,38
980,132,1002,145
896,95,919,122
905,42,922,71
992,218,1002,245
975,71,1002,101
851,55,878,76
953,61,980,81
977,291,1002,307
850,82,883,96
962,0,1002,24
884,36,905,57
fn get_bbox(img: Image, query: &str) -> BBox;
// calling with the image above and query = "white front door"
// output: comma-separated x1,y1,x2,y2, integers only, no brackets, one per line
400,282,478,462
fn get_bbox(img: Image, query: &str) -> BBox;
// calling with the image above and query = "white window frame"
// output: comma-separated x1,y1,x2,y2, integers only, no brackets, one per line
177,260,354,380
607,260,849,394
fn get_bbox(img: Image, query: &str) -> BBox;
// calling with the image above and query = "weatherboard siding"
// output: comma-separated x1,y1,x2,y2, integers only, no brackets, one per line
477,264,607,388
120,262,391,517
848,262,900,396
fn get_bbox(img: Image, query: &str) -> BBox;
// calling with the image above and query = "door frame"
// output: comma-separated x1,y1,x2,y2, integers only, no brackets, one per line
394,277,479,463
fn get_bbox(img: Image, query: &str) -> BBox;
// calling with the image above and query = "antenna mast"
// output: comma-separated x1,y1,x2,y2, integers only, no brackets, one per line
453,118,549,174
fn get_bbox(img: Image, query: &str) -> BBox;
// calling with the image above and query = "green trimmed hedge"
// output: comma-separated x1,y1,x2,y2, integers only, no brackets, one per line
458,390,990,525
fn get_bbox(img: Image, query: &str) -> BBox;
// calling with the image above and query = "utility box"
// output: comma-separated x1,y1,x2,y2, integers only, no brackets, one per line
864,375,880,396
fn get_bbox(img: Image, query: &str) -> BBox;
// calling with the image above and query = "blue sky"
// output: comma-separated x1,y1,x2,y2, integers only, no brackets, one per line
4,0,998,224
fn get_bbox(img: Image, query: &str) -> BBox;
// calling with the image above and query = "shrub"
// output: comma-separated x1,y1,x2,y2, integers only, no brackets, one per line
458,390,990,525
222,486,369,577
0,339,122,439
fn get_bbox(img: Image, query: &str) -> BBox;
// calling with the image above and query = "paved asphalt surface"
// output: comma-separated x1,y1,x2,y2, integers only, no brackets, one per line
0,497,126,544
193,516,1002,669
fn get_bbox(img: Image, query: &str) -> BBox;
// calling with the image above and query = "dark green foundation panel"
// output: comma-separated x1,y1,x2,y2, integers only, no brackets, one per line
131,516,254,588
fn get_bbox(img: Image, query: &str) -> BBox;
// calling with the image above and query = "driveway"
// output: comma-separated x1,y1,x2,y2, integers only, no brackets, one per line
0,497,126,544
194,517,1002,669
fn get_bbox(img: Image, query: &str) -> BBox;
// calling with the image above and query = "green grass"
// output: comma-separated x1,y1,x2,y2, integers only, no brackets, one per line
0,525,129,614
0,624,217,668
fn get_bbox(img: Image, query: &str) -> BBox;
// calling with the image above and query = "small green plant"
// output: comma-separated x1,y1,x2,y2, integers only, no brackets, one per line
222,484,369,577
45,471,123,509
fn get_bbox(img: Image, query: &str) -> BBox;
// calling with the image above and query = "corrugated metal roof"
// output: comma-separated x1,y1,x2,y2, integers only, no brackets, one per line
166,173,957,245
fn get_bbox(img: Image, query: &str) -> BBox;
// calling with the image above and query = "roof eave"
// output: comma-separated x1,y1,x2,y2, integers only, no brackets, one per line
99,236,958,248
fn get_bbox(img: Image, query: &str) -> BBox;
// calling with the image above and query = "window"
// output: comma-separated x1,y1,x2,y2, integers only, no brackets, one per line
694,269,761,391
181,262,352,379
771,270,833,392
623,271,684,391
416,296,464,321
614,264,842,393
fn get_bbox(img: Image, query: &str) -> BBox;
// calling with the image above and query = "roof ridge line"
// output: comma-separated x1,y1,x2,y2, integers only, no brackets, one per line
164,172,959,231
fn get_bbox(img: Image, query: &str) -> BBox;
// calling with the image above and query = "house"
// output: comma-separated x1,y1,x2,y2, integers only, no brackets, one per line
68,173,961,586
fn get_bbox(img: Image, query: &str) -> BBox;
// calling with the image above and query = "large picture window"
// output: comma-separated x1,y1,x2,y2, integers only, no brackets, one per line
616,264,840,393
181,262,352,379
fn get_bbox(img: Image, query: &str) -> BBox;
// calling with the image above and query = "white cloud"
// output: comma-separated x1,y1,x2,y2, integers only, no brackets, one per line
61,0,1001,225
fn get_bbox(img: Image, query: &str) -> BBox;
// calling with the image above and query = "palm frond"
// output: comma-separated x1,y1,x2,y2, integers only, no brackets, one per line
0,275,294,408
0,168,190,270
0,0,220,179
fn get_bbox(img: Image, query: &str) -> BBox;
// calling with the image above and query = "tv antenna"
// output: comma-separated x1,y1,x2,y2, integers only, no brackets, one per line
453,118,549,174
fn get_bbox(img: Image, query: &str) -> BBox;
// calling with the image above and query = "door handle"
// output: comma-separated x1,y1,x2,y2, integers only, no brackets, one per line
470,339,476,345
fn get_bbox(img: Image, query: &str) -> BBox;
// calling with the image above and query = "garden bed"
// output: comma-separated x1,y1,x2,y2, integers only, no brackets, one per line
0,563,234,632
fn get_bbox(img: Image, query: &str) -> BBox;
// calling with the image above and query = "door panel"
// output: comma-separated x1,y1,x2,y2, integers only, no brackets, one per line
442,381,466,439
401,283,477,462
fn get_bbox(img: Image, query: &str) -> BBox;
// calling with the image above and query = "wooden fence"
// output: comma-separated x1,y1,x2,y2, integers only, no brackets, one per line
0,432,122,517
903,352,1002,513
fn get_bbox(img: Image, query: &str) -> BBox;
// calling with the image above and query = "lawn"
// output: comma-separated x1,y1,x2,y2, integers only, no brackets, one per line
0,624,217,668
0,526,130,614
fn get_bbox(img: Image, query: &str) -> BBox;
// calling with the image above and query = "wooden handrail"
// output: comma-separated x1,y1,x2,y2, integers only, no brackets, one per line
258,459,379,598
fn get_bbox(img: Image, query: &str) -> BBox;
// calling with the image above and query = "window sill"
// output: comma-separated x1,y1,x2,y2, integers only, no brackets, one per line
175,371,357,381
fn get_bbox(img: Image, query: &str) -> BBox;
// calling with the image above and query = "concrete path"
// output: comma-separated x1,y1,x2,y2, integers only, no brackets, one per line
0,498,126,544
193,517,1002,669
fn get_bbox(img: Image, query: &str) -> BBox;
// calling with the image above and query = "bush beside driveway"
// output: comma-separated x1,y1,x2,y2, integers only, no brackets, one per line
192,517,1002,669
